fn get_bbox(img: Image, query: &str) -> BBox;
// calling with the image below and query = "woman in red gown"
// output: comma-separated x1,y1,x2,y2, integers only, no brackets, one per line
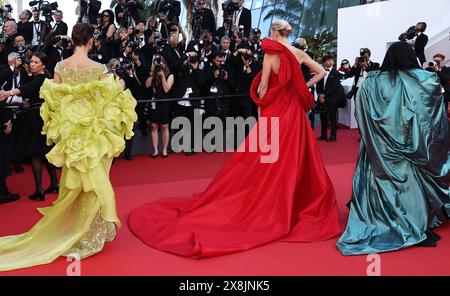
129,20,341,258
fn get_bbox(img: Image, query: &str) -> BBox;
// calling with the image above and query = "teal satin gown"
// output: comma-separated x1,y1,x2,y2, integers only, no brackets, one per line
337,69,450,255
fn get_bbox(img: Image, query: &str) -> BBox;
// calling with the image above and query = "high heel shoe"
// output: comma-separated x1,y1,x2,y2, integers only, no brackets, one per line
151,152,159,159
43,184,59,194
28,191,45,202
162,151,169,158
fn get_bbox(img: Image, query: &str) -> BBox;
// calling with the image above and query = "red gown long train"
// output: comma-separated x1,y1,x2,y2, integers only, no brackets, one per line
128,39,341,258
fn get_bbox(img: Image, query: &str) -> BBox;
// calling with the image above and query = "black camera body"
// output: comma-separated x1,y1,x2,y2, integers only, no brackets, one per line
222,0,239,16
399,25,417,41
17,46,32,65
0,4,13,15
154,63,165,73
188,56,198,64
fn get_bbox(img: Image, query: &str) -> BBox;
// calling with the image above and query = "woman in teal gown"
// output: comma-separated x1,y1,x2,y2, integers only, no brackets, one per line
337,42,450,255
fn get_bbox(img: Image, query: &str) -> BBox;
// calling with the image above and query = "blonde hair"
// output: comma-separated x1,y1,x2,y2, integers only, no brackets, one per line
271,20,292,37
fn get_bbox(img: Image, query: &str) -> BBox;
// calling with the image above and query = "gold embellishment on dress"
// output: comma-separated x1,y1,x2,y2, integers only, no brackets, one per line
57,65,108,86
63,211,116,260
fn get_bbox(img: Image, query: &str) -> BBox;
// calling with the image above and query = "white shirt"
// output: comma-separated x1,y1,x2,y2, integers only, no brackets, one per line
32,21,41,46
233,7,243,28
324,68,332,87
7,66,22,104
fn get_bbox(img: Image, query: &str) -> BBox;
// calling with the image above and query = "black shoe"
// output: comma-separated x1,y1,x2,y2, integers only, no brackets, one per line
185,151,196,157
426,230,441,242
317,135,327,141
417,237,437,248
151,152,159,159
0,193,20,204
124,154,134,161
43,184,59,194
14,165,24,173
162,151,169,158
29,191,45,202
327,136,337,142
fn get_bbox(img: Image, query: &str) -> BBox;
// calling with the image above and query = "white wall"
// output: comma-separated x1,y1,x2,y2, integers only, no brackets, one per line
337,0,450,67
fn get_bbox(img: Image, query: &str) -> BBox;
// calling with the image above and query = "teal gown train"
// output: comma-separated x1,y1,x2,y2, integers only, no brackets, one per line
337,69,450,255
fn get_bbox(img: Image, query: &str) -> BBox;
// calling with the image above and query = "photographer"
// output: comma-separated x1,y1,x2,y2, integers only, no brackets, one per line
248,28,262,54
77,0,102,26
146,54,174,159
49,10,68,38
30,9,43,48
162,26,186,76
346,48,380,99
144,17,158,40
230,46,260,119
89,33,109,64
316,55,346,142
204,51,235,119
219,36,233,65
428,53,450,111
0,52,31,176
133,21,147,49
399,22,428,67
191,0,216,40
0,52,58,201
231,0,251,38
115,0,144,29
17,9,33,45
0,20,17,65
119,50,149,158
172,52,205,156
100,10,117,60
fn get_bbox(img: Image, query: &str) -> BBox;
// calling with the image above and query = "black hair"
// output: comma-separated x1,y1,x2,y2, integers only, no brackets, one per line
380,42,420,75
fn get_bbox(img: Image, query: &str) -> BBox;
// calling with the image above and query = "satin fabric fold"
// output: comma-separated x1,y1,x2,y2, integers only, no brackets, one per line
129,38,340,258
337,69,450,255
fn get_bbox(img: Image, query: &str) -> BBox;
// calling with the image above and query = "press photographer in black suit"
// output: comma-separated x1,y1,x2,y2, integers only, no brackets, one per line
17,9,34,45
115,0,144,28
232,0,251,38
399,22,428,67
345,48,380,99
77,0,102,26
1,53,31,176
172,52,205,156
316,55,346,142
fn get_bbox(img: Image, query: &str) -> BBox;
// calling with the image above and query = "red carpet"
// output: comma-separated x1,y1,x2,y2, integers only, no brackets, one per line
1,129,450,275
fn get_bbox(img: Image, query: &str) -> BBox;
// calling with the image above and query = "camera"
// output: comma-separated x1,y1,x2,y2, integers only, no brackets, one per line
115,59,133,78
222,0,239,15
188,56,198,64
154,63,164,73
399,25,417,42
155,38,167,47
127,41,138,49
0,4,13,16
242,52,253,60
428,61,438,68
17,46,33,66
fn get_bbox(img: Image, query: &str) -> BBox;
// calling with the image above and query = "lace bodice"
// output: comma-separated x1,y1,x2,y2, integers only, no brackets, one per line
54,63,108,85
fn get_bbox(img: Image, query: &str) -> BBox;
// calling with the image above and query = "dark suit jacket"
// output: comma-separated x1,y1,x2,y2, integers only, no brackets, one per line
52,21,68,36
238,8,252,38
172,67,205,108
415,33,428,66
346,61,380,86
316,68,346,105
193,8,216,35
17,21,34,44
85,0,102,26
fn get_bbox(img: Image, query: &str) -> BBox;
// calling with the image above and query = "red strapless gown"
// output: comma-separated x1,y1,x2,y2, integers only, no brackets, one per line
129,39,341,258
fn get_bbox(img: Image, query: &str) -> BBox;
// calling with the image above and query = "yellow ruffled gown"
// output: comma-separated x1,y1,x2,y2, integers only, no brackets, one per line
0,64,137,271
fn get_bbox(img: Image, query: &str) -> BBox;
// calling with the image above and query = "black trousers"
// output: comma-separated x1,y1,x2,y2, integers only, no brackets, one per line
320,102,338,138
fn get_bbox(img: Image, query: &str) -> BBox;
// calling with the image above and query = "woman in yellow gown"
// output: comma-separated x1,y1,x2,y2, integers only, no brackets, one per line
0,23,137,271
